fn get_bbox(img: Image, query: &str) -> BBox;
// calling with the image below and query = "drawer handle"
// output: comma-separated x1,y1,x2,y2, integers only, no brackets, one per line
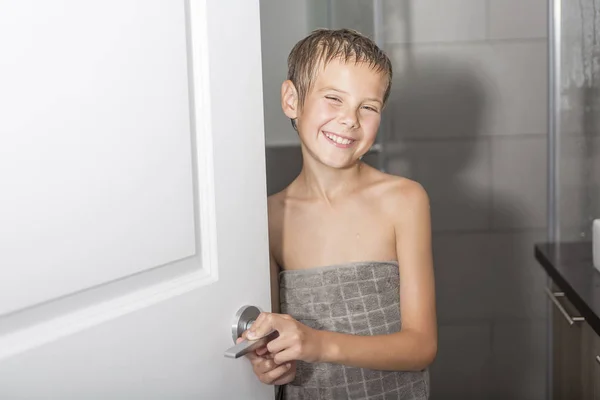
596,355,600,365
544,287,585,325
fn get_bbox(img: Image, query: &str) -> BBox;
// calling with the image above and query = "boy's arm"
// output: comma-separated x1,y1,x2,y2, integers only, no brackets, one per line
270,253,281,314
266,194,282,314
318,181,437,371
250,181,437,371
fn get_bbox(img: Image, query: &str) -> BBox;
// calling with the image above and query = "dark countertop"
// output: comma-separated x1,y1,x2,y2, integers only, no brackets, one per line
535,241,600,336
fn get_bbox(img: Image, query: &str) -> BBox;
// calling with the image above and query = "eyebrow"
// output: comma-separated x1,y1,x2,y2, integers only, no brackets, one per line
319,87,383,105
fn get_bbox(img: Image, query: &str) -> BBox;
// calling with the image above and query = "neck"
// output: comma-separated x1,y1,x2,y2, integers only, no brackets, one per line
294,148,365,202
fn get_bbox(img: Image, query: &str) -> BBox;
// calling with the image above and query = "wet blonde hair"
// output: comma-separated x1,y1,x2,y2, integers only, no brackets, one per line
287,28,393,124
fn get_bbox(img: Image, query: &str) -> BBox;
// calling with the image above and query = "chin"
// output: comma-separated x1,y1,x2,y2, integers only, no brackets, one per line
317,155,361,169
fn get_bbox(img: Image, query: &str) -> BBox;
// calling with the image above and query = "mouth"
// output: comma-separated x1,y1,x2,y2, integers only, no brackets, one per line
322,131,356,148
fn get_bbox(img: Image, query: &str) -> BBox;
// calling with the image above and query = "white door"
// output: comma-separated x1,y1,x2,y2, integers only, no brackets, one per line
0,1,273,398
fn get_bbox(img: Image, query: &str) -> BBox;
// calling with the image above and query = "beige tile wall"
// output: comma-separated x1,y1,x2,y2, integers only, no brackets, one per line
383,0,487,44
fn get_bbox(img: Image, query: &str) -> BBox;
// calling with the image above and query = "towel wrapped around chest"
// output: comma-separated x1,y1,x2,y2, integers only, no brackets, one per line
279,261,429,400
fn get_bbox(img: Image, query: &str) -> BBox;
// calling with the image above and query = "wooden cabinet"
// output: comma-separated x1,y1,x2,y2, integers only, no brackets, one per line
582,321,600,399
590,326,600,398
550,284,584,399
548,284,600,400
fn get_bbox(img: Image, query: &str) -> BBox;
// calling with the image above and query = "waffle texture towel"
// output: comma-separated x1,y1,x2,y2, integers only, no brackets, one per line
279,261,429,400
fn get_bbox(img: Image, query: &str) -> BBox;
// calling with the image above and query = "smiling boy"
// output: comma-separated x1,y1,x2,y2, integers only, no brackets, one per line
242,28,437,400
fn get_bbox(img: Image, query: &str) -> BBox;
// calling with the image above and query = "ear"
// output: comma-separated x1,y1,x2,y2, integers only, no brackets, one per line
281,80,299,120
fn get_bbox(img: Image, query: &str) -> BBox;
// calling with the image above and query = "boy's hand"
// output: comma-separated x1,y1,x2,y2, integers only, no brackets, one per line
236,333,296,385
246,312,324,365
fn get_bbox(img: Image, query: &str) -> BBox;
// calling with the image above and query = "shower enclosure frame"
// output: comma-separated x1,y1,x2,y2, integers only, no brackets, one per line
547,0,561,399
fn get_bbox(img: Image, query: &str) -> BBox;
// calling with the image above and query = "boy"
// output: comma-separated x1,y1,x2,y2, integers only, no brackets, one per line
241,28,437,399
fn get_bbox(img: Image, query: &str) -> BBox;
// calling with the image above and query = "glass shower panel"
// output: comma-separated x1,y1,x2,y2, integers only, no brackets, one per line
554,0,600,241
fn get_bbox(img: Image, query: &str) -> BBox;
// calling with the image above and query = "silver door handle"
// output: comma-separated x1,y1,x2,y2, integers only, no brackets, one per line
596,355,600,365
223,305,278,359
544,287,585,325
223,330,279,359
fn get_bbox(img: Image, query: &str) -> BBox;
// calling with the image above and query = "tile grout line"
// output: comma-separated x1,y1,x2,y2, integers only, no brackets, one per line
431,227,548,236
267,134,549,148
488,134,495,230
384,37,547,47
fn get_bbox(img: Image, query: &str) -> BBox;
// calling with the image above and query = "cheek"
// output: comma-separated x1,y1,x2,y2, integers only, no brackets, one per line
319,101,339,117
306,102,338,125
361,113,381,134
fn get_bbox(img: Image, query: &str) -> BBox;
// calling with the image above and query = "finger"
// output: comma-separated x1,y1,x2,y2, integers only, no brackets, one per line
234,337,261,361
252,312,268,329
247,312,269,339
272,363,296,386
238,334,268,355
250,352,276,366
238,329,253,341
254,358,277,374
259,362,293,385
236,331,269,360
255,346,269,357
266,334,295,355
272,348,297,365
248,313,286,340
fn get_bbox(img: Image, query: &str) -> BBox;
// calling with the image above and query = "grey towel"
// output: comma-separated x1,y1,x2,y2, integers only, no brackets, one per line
279,261,429,400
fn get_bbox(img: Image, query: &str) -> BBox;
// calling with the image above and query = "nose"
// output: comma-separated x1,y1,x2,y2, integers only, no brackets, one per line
338,106,359,130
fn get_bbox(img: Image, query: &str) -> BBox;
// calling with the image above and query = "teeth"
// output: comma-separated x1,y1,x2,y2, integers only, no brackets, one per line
325,132,353,145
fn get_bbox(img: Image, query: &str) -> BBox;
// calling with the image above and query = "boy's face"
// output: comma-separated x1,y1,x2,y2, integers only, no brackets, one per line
283,58,387,169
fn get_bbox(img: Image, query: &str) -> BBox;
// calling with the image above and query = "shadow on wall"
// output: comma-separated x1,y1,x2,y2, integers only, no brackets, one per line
385,58,488,230
386,57,545,399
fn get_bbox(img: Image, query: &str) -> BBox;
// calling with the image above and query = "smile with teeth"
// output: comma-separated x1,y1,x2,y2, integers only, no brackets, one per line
323,131,355,145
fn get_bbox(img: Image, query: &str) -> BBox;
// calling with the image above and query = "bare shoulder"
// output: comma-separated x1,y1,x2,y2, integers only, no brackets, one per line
386,175,429,208
366,169,430,221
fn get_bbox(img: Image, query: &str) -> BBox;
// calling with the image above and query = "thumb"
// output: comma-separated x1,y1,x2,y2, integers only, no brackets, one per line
238,329,251,342
236,334,260,361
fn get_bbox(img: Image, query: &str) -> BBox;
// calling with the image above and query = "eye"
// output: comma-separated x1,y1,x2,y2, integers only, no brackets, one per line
361,105,379,113
325,96,342,102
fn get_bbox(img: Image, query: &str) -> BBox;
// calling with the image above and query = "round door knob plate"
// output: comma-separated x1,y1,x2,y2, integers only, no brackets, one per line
231,305,262,343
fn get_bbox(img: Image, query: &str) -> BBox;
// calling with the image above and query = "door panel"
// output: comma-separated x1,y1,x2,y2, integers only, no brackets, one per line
0,0,273,398
0,0,196,315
